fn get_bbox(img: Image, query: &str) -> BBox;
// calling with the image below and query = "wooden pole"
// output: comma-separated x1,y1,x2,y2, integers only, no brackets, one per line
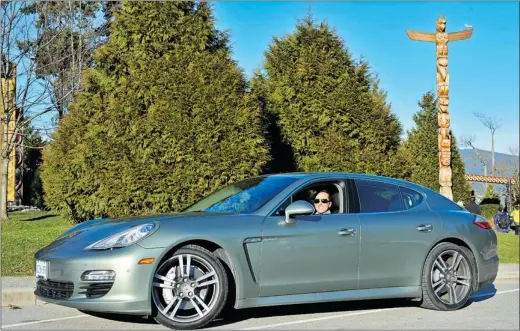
406,16,473,200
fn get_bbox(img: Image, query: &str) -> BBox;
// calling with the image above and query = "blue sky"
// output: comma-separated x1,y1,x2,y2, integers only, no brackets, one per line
212,1,519,155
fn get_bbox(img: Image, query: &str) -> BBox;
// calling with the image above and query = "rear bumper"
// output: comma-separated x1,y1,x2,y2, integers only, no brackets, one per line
477,255,499,291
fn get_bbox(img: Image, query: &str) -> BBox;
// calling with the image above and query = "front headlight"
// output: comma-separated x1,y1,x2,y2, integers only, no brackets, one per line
86,222,159,250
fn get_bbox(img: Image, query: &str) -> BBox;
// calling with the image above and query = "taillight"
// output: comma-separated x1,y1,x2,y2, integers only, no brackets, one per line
474,221,492,229
473,215,493,230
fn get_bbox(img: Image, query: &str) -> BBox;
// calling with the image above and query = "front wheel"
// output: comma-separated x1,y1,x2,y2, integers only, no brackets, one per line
152,245,229,330
420,242,477,311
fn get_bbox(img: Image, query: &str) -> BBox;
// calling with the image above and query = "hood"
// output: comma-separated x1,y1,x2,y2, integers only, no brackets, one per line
52,211,230,245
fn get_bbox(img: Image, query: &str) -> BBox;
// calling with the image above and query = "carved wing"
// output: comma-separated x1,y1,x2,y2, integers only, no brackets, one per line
448,30,473,41
406,30,436,42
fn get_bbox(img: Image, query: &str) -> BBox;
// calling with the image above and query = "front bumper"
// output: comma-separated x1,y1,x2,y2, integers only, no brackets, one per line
34,244,165,315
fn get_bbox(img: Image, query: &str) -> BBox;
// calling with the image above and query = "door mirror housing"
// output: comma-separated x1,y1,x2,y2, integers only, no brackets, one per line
284,200,315,224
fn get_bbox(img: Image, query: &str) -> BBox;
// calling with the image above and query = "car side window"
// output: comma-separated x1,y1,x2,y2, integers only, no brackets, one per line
272,180,346,216
355,179,402,213
400,186,424,210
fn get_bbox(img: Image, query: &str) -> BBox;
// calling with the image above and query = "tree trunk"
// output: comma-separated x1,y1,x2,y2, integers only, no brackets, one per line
0,156,9,220
491,132,495,176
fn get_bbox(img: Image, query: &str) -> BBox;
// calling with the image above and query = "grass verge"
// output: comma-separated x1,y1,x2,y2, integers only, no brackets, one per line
1,211,71,276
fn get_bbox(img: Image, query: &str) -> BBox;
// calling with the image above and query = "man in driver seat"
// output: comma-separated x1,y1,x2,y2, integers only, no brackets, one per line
313,190,332,214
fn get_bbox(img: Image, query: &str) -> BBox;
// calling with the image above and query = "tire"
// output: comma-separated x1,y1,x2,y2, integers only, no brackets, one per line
420,242,477,311
152,245,229,330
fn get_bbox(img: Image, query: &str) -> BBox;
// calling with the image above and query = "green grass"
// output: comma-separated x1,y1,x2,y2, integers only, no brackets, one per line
1,211,72,276
496,231,520,264
1,211,519,277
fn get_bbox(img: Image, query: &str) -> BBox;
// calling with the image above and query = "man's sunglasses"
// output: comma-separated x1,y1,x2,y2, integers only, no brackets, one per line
313,199,330,204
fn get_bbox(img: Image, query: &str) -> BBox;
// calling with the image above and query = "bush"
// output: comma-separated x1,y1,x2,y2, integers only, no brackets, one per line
480,204,500,221
41,2,270,223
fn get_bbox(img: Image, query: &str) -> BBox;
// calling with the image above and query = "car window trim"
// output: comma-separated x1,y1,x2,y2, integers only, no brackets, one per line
266,176,350,217
398,185,427,211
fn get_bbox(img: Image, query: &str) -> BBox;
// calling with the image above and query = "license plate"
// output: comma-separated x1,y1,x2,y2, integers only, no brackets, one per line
35,260,49,279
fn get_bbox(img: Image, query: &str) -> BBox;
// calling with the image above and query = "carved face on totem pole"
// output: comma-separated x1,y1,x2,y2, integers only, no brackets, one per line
437,44,448,57
440,149,451,166
439,127,450,138
438,113,450,127
437,57,448,68
439,137,451,149
436,16,447,33
438,96,449,112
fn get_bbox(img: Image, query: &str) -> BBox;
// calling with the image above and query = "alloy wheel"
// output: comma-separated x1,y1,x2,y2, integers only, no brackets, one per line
152,253,220,323
429,249,472,305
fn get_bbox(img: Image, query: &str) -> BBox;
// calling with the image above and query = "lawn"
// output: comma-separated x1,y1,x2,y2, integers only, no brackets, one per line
1,211,72,276
495,231,519,264
1,211,519,277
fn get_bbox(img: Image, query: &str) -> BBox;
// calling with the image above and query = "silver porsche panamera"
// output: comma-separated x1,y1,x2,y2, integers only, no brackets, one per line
34,173,499,329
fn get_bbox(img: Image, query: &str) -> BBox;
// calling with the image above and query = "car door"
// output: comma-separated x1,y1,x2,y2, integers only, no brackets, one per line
258,178,360,297
353,179,442,289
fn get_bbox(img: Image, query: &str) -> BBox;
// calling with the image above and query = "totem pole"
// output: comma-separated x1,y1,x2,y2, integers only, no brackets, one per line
1,58,23,206
406,16,473,200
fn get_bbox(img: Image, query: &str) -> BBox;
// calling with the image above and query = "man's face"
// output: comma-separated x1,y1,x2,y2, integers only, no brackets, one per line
314,192,332,214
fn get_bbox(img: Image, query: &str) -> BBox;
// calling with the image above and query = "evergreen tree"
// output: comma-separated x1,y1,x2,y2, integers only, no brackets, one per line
22,126,46,207
404,91,472,202
251,16,404,176
41,1,270,222
483,184,500,200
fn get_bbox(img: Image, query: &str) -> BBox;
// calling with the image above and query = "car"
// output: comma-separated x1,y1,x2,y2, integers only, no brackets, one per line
34,172,499,330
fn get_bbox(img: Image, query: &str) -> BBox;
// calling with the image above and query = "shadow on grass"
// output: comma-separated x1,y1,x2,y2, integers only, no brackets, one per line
14,214,58,222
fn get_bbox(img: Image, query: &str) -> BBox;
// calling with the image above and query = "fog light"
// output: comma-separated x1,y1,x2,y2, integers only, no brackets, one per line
81,270,116,281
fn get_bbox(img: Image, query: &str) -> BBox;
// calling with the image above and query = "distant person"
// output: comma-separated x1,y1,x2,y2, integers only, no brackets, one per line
510,208,519,224
465,195,480,215
510,208,519,235
494,206,512,232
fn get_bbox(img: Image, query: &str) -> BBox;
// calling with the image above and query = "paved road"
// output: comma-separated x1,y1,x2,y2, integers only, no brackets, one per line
2,279,519,330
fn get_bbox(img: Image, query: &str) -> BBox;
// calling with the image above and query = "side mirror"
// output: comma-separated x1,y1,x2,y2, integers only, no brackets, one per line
284,200,315,224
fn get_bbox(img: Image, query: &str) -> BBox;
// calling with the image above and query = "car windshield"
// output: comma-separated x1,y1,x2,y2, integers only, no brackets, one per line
183,176,300,214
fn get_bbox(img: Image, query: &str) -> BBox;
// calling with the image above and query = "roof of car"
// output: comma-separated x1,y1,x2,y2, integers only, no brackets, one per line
264,172,417,186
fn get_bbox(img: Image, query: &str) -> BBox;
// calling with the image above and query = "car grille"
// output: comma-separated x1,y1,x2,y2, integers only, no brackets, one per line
36,279,74,300
78,282,114,299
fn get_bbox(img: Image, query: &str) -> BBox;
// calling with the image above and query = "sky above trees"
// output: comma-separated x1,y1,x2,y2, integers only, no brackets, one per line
212,1,519,154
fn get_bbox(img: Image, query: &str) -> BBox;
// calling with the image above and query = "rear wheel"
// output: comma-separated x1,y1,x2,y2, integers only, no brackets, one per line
420,242,476,311
152,245,228,330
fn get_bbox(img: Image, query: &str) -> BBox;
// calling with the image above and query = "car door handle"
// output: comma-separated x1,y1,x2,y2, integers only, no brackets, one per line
416,224,432,232
338,228,356,236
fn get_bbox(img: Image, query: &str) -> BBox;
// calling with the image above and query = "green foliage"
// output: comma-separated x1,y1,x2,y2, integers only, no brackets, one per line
403,91,472,202
22,126,46,207
513,170,520,208
41,1,270,223
251,15,405,176
480,204,500,220
484,184,500,200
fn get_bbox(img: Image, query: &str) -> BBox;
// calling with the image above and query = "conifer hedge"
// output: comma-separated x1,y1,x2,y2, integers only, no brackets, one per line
41,2,270,222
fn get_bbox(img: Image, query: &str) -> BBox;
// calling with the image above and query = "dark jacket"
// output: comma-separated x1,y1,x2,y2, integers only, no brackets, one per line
466,201,480,215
